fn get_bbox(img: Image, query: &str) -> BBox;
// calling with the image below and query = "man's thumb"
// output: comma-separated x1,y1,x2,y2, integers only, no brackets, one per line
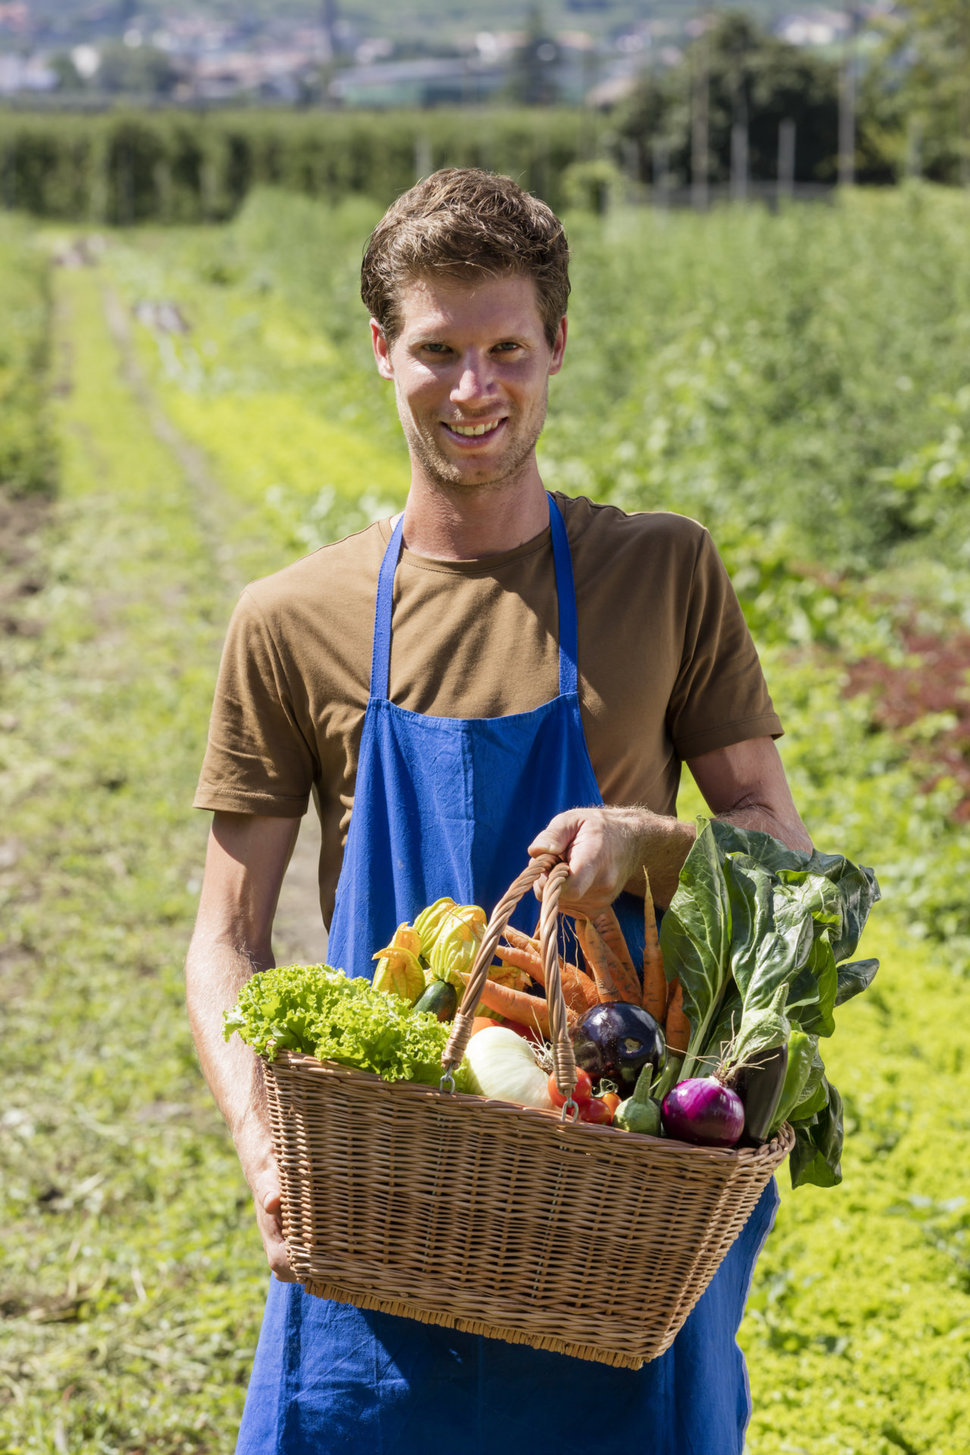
258,1183,281,1215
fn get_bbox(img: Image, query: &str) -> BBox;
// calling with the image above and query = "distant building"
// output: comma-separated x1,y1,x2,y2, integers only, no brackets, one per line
0,52,57,94
328,55,506,108
775,9,852,48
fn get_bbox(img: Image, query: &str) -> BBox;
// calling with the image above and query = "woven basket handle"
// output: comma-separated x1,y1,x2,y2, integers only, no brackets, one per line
442,854,578,1099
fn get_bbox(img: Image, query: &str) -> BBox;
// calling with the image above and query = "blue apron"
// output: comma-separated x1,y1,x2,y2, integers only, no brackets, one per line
235,495,777,1455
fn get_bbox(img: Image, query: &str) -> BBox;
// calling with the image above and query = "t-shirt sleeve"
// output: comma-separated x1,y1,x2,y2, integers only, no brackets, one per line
666,529,782,760
193,587,317,817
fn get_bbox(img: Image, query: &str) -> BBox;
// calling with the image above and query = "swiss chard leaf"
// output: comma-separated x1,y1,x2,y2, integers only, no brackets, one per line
790,1081,844,1188
835,958,879,1005
784,932,838,1038
659,820,734,1079
723,860,803,1008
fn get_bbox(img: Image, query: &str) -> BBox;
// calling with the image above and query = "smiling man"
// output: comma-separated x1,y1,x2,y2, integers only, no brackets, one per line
186,168,811,1455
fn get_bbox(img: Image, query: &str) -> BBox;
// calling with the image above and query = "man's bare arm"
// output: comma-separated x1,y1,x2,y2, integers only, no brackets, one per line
529,737,811,913
185,810,301,1281
689,735,812,854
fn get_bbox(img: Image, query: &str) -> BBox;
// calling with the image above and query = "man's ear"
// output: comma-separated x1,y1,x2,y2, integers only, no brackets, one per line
549,315,567,376
371,319,394,380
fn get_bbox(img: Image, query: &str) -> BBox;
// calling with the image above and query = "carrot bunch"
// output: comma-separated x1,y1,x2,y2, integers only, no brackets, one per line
470,870,690,1054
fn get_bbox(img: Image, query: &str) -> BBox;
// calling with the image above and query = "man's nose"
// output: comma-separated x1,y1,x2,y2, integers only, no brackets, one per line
451,352,496,403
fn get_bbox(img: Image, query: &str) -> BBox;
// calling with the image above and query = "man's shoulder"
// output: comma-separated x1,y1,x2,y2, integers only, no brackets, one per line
553,492,710,556
240,519,388,619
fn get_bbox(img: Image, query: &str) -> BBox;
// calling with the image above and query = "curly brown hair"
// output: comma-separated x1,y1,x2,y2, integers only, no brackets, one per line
360,168,570,348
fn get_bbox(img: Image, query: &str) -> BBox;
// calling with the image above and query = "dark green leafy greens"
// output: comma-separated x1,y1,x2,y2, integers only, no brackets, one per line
658,820,880,1189
224,963,475,1090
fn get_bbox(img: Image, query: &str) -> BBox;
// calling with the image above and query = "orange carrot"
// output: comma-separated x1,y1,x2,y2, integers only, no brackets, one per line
501,925,541,953
663,977,691,1055
590,906,640,987
473,978,551,1038
497,930,600,1015
640,869,667,1023
576,911,643,1005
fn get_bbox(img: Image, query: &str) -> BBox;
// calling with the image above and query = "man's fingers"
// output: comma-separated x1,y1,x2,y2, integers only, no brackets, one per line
255,1187,299,1282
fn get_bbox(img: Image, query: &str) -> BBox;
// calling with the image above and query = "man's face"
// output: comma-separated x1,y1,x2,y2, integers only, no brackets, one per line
371,271,566,496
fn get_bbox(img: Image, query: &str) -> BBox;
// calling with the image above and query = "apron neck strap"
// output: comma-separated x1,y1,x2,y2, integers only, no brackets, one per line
370,493,578,701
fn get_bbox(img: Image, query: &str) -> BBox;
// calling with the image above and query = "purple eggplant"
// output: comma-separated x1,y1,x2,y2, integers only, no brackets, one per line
568,1002,666,1094
724,1042,790,1145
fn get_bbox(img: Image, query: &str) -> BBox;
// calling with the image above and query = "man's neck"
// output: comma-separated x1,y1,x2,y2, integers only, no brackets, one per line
400,477,550,561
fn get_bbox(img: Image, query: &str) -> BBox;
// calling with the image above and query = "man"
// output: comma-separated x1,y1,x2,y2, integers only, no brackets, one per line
186,168,810,1454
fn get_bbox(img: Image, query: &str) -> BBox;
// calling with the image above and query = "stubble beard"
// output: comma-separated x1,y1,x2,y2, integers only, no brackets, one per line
401,401,549,498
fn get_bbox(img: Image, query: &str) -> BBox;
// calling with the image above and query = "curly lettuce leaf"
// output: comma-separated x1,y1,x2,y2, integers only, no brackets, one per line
224,963,474,1089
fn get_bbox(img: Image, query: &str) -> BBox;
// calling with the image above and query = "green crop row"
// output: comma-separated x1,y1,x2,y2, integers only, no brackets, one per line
0,106,606,225
0,216,55,494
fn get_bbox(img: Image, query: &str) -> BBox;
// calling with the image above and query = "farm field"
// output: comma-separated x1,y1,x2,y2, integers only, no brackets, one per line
1,185,970,1453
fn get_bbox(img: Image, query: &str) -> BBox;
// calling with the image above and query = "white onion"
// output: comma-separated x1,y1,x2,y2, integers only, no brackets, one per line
463,1026,553,1109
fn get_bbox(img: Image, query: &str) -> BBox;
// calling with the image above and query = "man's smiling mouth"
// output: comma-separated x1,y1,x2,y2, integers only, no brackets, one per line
448,419,504,438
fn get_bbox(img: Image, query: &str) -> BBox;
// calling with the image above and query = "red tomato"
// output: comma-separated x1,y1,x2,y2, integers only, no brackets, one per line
470,1017,504,1036
578,1097,614,1125
547,1068,594,1107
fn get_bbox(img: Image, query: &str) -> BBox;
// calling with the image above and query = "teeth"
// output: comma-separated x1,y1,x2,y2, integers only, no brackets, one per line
452,421,499,437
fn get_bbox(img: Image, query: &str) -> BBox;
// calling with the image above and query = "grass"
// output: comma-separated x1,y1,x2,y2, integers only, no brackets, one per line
0,258,265,1451
742,911,970,1454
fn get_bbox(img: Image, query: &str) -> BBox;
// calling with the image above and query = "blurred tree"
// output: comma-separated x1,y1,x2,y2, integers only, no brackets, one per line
48,52,87,93
614,12,841,189
878,0,970,184
96,40,182,98
505,5,561,106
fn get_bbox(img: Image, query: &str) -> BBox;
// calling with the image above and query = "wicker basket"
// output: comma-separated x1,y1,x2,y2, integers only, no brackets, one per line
262,856,793,1369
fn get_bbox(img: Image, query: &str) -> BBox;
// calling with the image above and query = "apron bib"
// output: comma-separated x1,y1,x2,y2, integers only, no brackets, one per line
235,496,777,1455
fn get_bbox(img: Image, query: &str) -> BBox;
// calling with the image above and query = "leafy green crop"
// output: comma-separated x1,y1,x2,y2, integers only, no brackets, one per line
224,964,474,1090
659,820,881,1188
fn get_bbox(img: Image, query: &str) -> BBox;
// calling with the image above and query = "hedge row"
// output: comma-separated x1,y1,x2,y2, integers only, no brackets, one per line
0,214,54,495
0,106,610,222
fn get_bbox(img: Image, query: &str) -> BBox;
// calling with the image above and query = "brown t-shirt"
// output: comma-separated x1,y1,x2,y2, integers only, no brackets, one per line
195,492,782,922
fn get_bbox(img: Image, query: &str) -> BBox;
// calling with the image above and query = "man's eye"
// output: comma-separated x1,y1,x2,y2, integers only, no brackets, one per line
494,341,520,353
422,342,450,355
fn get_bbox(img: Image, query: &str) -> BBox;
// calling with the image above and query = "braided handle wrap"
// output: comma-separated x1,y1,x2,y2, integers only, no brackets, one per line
540,861,578,1098
442,853,574,1097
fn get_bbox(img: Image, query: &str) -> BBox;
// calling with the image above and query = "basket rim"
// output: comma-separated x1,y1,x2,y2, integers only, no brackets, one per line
264,1047,795,1166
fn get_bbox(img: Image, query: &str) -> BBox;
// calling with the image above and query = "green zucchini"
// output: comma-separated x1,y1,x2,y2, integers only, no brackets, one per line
414,978,459,1023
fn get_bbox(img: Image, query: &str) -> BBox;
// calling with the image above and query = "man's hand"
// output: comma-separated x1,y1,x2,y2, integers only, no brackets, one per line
250,1168,298,1283
236,1118,299,1282
528,805,694,913
527,739,812,915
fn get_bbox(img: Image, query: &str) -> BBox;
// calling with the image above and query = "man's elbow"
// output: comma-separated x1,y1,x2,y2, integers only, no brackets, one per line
716,799,813,856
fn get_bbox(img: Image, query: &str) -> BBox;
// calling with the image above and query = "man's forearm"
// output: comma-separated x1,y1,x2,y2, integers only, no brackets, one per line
616,806,697,907
186,934,273,1170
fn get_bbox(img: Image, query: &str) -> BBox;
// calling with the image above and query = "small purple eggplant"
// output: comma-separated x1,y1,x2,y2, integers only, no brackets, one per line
569,1001,666,1094
726,1042,790,1145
